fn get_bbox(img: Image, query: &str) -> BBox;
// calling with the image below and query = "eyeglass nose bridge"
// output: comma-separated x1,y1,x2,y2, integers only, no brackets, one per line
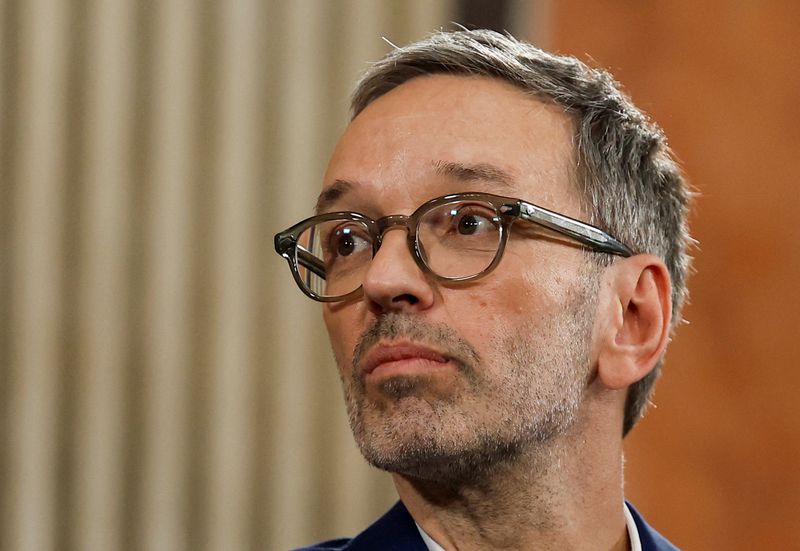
370,213,432,276
373,214,413,249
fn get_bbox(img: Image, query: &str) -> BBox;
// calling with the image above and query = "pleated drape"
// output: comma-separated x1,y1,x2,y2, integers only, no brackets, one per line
0,1,455,550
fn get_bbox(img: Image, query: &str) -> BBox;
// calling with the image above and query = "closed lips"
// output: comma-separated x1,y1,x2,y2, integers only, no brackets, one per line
362,344,449,375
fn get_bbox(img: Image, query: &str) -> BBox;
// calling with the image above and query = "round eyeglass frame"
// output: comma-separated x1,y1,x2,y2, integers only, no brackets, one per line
274,192,633,302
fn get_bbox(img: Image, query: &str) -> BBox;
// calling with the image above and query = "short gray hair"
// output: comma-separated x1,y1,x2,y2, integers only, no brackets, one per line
350,29,693,435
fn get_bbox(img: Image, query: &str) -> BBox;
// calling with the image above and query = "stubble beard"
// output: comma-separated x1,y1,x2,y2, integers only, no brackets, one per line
339,285,596,486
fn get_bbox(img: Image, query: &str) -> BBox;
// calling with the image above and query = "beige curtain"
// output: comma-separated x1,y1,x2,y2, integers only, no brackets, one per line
0,1,455,550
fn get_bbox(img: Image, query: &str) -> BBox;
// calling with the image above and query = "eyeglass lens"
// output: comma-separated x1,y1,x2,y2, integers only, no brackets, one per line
295,199,503,298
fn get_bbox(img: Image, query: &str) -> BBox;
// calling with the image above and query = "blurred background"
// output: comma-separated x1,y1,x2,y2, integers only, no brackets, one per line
1,1,798,550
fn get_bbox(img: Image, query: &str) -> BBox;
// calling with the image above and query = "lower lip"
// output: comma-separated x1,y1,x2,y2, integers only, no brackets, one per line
366,357,453,380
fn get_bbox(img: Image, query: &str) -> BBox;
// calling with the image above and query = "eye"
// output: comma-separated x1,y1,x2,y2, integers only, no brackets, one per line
327,223,371,259
457,213,483,235
449,206,497,236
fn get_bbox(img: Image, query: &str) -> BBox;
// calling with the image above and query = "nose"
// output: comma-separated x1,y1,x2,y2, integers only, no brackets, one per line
361,227,435,314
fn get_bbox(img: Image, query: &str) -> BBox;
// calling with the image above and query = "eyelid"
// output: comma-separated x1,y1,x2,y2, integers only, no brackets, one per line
454,203,495,214
326,220,373,239
441,202,498,218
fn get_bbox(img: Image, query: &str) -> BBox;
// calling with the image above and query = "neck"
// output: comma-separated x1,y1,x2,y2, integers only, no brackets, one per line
393,415,629,551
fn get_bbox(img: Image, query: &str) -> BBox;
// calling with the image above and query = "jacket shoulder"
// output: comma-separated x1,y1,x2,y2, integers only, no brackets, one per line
293,539,351,551
292,501,427,551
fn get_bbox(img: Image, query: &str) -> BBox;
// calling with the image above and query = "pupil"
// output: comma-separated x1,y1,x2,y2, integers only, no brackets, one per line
337,233,355,256
458,214,480,235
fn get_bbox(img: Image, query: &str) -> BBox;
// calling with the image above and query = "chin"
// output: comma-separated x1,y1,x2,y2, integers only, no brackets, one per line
350,403,528,484
358,428,528,485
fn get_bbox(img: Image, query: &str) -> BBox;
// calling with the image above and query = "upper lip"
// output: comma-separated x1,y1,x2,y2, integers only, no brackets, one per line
362,342,449,375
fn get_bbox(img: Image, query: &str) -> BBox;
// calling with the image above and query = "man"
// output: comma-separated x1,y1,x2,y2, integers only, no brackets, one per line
275,29,691,551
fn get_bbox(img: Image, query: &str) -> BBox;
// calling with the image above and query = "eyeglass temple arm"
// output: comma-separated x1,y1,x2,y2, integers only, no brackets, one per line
514,201,633,257
296,247,327,279
275,233,328,279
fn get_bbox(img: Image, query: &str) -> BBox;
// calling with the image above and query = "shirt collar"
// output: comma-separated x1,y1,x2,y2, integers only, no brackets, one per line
415,503,642,551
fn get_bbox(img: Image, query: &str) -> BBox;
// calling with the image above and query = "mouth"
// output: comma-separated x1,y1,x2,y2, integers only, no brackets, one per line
361,342,453,380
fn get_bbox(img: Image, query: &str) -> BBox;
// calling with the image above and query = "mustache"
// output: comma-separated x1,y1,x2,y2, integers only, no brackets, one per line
352,313,482,375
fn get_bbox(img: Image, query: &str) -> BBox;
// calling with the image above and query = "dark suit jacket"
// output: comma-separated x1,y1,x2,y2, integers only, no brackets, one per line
295,500,679,550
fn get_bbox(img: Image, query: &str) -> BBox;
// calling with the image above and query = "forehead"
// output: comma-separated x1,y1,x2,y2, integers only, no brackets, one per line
322,74,579,213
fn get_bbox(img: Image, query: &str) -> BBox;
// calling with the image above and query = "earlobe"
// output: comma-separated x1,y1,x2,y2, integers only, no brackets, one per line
596,255,672,390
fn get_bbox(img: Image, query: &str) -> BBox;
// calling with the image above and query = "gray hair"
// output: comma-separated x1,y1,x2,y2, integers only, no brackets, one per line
350,29,693,435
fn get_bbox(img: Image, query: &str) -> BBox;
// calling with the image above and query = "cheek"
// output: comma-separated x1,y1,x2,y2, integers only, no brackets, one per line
509,244,585,307
463,264,556,319
322,307,359,369
442,272,540,357
447,251,579,340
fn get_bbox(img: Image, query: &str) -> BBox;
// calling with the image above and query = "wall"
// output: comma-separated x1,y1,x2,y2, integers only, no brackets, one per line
548,3,800,549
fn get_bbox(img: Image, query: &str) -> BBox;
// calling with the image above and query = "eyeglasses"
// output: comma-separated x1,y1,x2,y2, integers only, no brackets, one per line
274,192,633,302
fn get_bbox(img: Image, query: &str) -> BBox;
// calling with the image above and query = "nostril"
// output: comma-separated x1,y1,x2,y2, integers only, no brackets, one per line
392,293,419,305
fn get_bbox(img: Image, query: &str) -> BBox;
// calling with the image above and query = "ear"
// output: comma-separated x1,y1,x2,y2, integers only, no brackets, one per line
595,254,672,390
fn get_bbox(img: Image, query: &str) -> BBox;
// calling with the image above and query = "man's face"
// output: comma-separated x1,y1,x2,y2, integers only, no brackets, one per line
321,75,598,481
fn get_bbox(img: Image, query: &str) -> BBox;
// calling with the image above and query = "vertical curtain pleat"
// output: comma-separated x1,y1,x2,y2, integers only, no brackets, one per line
73,1,134,549
203,1,262,549
139,1,196,549
0,1,459,550
7,1,69,550
0,1,11,547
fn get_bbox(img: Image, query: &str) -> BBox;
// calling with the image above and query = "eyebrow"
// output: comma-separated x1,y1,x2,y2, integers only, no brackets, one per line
315,179,354,214
314,161,516,215
433,160,516,190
